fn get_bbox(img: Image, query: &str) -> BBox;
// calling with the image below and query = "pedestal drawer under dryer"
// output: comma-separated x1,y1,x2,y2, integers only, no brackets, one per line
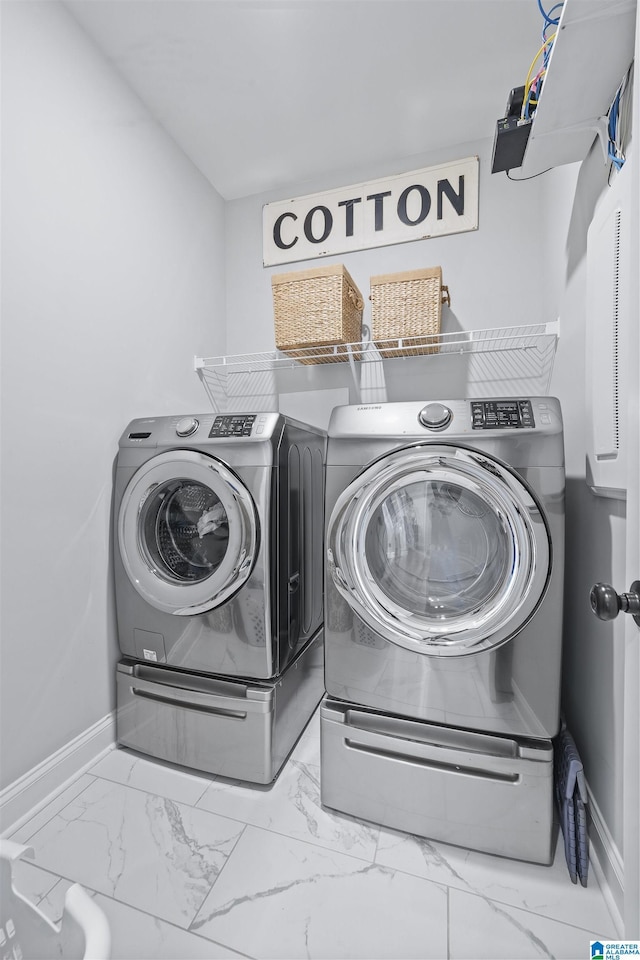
320,697,554,864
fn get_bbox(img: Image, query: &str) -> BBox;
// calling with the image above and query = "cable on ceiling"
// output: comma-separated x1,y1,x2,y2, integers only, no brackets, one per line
607,63,633,173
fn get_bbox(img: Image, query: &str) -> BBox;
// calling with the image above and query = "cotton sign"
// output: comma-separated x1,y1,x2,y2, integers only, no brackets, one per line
263,157,479,267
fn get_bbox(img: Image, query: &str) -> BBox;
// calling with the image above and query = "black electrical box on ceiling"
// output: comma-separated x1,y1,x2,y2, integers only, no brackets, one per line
491,85,531,174
491,117,532,173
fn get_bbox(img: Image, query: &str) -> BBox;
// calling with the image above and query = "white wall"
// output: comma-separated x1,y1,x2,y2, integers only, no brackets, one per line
226,138,556,355
225,137,564,427
0,1,226,792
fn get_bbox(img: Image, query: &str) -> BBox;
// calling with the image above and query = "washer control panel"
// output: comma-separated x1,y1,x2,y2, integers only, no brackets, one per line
471,399,534,429
208,414,257,438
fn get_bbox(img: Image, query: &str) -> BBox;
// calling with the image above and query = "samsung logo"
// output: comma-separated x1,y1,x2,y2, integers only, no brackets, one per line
357,405,382,411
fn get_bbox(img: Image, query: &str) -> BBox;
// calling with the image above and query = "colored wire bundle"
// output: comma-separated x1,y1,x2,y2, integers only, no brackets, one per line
522,35,555,119
607,64,633,172
521,2,565,121
537,0,563,27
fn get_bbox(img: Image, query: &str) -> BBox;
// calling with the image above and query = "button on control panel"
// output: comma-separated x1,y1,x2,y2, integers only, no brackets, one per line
471,399,535,429
209,414,257,438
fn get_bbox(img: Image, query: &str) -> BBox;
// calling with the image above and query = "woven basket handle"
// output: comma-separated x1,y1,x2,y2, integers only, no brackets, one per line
348,285,364,311
441,285,451,308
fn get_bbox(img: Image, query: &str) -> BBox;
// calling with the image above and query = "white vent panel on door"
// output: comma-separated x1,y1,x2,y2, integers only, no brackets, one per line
591,209,620,460
586,169,630,499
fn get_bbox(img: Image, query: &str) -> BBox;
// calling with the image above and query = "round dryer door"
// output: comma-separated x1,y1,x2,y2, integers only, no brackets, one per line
118,450,259,615
327,443,551,656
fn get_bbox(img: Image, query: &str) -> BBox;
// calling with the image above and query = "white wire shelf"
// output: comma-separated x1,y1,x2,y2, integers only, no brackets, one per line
195,322,559,413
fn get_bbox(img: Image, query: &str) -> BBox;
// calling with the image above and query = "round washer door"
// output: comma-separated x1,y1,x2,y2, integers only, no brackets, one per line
118,450,259,615
327,443,551,656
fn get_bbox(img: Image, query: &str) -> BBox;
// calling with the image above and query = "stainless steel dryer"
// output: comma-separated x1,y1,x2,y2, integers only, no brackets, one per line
321,398,565,863
114,412,325,783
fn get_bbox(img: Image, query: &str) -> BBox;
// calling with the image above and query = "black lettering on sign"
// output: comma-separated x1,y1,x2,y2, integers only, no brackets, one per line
397,184,431,226
437,176,465,219
366,191,392,231
273,212,298,250
304,206,333,243
338,197,362,238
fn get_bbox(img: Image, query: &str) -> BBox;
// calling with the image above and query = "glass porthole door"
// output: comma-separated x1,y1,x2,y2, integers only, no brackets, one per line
327,444,551,656
119,450,258,615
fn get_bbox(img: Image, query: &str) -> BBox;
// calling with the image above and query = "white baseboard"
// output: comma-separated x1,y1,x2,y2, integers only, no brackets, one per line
0,712,116,836
587,782,625,936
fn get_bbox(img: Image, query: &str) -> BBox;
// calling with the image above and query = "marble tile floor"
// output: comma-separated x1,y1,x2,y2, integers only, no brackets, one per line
5,709,620,960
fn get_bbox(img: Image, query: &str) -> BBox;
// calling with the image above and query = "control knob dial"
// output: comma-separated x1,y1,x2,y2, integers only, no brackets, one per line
175,417,199,438
418,403,452,431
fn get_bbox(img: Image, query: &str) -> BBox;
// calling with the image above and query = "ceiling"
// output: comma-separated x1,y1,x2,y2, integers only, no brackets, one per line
64,0,544,200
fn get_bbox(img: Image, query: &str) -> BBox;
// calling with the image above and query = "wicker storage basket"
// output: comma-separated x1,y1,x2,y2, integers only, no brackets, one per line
272,264,364,363
370,266,450,357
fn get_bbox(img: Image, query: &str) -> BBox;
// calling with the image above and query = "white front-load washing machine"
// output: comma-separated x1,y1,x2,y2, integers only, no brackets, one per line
114,412,325,782
320,398,565,863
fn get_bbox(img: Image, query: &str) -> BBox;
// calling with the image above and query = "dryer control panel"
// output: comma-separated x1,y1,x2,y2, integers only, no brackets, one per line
209,414,257,437
471,400,534,429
